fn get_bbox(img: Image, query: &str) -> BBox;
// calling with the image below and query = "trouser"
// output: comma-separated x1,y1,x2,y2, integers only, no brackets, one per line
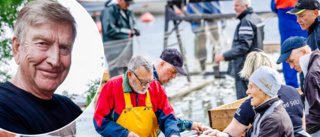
109,67,128,78
104,39,133,78
235,77,248,99
193,21,220,71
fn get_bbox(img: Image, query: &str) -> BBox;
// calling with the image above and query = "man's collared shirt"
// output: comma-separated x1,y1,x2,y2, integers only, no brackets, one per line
123,71,134,93
299,53,312,78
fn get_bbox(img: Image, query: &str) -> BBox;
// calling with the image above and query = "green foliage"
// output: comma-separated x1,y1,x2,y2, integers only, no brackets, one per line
85,78,101,108
0,0,31,83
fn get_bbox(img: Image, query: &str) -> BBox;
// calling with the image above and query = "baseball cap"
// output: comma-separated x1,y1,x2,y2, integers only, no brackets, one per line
287,0,320,14
125,0,134,5
249,66,281,98
160,48,187,76
276,36,307,64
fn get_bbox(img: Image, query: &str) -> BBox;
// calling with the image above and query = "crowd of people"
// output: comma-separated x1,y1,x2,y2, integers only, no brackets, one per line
96,0,320,136
1,0,320,136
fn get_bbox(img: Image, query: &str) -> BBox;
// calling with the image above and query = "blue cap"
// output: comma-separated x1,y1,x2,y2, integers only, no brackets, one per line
160,48,187,76
276,36,307,64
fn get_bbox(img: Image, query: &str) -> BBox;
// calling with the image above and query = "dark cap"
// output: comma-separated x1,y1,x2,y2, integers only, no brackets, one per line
160,48,187,76
287,0,320,14
125,0,134,5
276,36,307,64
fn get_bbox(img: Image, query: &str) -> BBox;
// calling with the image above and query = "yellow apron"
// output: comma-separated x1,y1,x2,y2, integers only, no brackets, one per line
116,90,159,137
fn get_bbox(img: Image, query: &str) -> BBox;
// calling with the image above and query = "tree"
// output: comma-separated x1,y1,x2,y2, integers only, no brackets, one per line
85,78,101,107
0,0,31,83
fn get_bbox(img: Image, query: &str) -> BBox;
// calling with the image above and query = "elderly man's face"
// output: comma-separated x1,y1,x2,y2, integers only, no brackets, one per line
12,22,73,97
129,66,153,94
246,81,268,107
234,0,248,17
286,49,304,73
158,61,178,85
296,10,319,31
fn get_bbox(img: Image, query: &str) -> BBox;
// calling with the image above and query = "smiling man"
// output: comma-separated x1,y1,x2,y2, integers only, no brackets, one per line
287,0,320,51
277,36,320,136
0,0,82,134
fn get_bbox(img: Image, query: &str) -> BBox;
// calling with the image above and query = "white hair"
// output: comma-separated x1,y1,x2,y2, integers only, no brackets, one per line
239,0,251,7
14,0,77,43
128,55,153,73
239,51,276,79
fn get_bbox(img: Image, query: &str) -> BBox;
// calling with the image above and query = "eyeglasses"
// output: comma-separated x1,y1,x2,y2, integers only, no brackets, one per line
131,70,154,86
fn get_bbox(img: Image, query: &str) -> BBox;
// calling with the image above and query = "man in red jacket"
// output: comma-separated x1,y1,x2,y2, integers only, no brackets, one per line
94,55,180,137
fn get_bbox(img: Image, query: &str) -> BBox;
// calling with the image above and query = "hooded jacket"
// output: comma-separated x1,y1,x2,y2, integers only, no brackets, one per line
100,0,136,42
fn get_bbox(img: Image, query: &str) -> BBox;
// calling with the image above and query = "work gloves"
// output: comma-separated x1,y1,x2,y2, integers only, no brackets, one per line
130,29,140,37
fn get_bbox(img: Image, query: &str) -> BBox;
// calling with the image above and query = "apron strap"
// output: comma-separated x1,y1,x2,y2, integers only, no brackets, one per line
122,75,133,111
145,91,153,109
124,93,133,110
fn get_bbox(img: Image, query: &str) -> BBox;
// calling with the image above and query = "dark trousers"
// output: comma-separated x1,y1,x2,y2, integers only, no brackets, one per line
235,78,248,99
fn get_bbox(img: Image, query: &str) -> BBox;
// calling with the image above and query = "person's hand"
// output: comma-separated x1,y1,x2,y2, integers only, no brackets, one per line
133,29,140,36
191,122,203,135
203,129,228,137
202,125,212,131
128,131,139,137
214,54,225,64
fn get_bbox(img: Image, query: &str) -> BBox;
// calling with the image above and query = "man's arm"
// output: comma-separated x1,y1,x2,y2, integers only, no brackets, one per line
306,75,320,127
93,82,130,137
224,98,253,136
258,117,287,137
0,106,29,134
155,84,180,137
223,20,254,61
177,118,193,132
223,118,247,136
100,7,132,40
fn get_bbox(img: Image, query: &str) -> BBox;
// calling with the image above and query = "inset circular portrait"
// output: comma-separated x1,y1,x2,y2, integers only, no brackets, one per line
0,0,104,135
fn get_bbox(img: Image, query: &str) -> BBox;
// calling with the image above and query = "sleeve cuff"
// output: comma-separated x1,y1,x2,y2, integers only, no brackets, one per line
223,51,232,61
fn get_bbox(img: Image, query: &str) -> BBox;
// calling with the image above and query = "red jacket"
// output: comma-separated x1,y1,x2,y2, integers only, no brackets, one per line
93,74,180,137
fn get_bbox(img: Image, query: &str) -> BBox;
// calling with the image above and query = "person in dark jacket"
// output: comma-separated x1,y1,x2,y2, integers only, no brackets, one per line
214,0,264,99
222,51,309,137
204,66,294,137
101,0,140,78
287,0,320,51
277,36,320,137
